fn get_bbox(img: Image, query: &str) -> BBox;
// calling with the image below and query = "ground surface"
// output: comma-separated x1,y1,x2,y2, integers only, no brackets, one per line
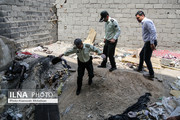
22,42,180,120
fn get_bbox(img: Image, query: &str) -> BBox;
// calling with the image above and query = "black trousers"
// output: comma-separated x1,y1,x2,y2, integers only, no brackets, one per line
77,56,94,89
138,40,157,75
101,40,118,68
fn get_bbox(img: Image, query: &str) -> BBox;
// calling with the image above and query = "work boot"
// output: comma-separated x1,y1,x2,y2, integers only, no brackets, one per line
97,65,106,68
76,88,81,95
143,73,154,80
109,67,117,72
88,78,92,85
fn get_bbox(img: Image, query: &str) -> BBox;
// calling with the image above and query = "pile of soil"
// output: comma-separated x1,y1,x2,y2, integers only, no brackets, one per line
58,67,168,120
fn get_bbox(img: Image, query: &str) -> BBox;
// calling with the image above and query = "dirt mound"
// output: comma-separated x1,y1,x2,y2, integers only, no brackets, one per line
58,67,167,120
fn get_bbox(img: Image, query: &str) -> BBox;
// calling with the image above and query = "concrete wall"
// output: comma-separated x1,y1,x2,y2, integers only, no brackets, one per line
57,0,180,50
0,0,58,48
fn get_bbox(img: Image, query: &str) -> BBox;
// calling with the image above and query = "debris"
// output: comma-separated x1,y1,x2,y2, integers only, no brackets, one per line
3,61,27,83
63,104,73,115
16,113,23,119
126,63,134,68
170,107,180,117
107,93,151,120
52,57,71,69
169,83,179,91
161,65,180,71
161,97,176,114
132,48,141,58
88,114,93,118
31,54,40,58
15,51,31,60
169,79,180,90
68,68,76,72
57,82,64,96
0,94,7,113
2,106,22,120
33,45,53,54
83,28,96,45
170,90,180,98
21,51,32,55
153,50,180,59
122,56,161,69
25,106,34,119
20,62,29,70
161,58,179,67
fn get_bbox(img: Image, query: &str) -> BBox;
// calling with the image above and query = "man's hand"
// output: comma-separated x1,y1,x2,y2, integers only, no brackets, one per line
104,39,106,43
150,44,156,51
110,39,115,43
59,54,64,58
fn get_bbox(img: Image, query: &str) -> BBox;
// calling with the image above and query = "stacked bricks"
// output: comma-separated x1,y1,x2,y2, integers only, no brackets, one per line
57,0,180,50
0,0,58,48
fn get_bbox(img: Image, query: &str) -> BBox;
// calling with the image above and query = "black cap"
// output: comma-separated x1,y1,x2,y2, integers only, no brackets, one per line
99,10,109,22
74,38,82,46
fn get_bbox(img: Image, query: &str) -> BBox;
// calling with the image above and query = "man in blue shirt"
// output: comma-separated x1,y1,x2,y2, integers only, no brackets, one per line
135,11,157,80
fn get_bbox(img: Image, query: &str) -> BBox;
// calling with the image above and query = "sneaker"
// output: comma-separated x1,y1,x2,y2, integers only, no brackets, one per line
143,73,154,80
76,88,81,95
109,67,117,72
97,65,106,68
88,78,92,85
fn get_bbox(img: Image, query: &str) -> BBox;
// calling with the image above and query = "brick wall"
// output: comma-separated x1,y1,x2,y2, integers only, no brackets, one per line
0,0,58,48
57,0,180,50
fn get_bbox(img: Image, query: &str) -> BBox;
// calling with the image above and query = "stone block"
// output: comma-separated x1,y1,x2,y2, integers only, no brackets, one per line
154,4,163,8
136,4,144,8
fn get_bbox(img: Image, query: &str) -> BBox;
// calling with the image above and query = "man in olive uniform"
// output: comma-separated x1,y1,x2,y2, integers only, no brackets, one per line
59,39,105,95
98,10,121,72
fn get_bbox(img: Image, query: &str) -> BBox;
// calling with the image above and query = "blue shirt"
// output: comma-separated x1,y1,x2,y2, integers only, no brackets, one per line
141,17,157,44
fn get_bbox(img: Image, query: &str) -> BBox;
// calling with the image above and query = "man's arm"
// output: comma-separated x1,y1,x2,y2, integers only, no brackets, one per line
110,19,121,43
146,21,157,50
113,19,121,40
89,44,103,55
146,21,157,44
59,47,76,58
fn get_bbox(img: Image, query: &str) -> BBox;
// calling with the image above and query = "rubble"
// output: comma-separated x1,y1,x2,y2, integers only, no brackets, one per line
32,46,53,54
0,94,7,113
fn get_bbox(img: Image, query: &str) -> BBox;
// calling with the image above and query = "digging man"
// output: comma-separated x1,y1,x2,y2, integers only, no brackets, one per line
59,39,105,95
134,11,157,80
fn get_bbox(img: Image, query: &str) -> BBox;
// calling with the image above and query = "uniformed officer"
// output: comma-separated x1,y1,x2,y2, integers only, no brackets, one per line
59,39,105,95
98,10,121,72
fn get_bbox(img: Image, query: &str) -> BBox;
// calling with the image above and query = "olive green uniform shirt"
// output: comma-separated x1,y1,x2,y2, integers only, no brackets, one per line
64,44,102,62
105,17,121,40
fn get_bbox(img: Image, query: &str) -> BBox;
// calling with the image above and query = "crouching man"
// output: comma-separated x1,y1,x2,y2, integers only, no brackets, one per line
59,39,105,95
